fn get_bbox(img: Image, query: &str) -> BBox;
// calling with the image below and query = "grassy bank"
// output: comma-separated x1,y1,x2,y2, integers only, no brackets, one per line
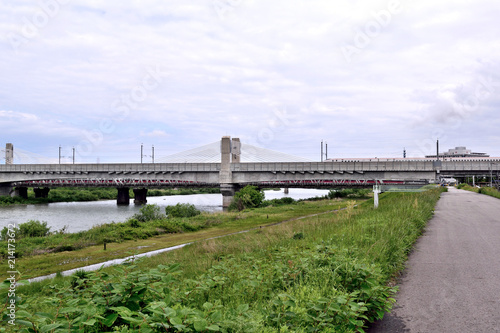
457,184,500,199
0,187,221,206
0,199,348,281
2,188,444,332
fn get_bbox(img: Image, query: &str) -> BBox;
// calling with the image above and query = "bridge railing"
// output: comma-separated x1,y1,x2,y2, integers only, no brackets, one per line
231,161,436,172
0,163,221,173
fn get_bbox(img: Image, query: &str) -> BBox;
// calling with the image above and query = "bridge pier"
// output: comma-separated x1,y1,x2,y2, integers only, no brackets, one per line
0,183,13,197
117,187,130,205
14,187,28,199
133,188,148,205
220,184,239,208
34,187,50,198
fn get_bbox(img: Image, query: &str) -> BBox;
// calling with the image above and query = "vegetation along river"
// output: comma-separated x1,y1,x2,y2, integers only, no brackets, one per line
0,188,329,233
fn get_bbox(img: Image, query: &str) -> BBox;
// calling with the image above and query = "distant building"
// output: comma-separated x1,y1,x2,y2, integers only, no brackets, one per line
426,146,489,159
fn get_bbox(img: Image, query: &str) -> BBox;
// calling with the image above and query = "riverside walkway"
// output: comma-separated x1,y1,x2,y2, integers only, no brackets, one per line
369,187,500,332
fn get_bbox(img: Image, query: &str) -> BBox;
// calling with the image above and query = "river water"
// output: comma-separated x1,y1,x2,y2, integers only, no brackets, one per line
0,189,329,233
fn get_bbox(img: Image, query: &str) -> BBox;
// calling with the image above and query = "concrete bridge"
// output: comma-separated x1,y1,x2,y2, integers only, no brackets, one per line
1,137,499,206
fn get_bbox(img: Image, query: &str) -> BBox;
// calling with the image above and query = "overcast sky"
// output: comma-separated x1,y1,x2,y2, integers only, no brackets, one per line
1,0,499,163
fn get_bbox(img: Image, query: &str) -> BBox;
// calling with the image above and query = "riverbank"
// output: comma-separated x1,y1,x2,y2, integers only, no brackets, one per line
0,187,221,206
0,198,348,281
2,188,445,332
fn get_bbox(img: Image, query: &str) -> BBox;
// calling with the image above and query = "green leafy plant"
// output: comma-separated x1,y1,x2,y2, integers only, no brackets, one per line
132,204,164,222
165,203,201,218
0,220,50,240
229,185,265,211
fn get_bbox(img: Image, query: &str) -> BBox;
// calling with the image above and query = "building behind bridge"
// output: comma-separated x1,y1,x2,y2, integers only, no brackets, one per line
426,146,489,159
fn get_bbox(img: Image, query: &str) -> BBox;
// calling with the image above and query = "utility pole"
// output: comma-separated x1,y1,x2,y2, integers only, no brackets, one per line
403,148,406,158
59,145,61,164
72,147,75,164
152,145,155,164
320,140,328,162
490,162,496,188
321,140,323,162
141,143,143,164
436,139,440,160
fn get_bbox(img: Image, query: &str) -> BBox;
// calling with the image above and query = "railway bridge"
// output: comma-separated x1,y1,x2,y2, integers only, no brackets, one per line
1,137,499,206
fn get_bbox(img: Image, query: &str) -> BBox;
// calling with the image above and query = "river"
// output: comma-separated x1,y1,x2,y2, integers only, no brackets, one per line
0,189,329,233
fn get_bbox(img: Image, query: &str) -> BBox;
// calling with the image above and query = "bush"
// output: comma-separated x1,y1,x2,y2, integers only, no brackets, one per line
19,220,50,238
328,188,370,199
229,185,265,211
261,197,296,207
1,220,50,241
165,203,201,218
129,218,140,228
132,204,164,222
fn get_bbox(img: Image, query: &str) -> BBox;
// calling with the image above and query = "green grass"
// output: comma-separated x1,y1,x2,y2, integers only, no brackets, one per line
457,184,500,199
0,189,444,332
0,199,349,281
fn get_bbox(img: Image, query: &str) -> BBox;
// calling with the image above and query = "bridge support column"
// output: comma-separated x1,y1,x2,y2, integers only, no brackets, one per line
133,188,148,205
34,187,50,198
220,184,239,208
284,188,289,194
220,136,236,208
0,183,13,197
117,187,130,205
14,187,28,199
5,143,13,165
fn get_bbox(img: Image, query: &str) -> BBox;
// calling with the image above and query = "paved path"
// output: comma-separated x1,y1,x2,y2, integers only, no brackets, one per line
369,187,500,333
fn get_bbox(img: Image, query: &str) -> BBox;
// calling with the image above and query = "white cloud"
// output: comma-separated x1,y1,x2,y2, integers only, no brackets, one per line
140,130,170,138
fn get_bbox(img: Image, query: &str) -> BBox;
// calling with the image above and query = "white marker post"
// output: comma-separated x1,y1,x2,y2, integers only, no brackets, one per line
373,184,381,209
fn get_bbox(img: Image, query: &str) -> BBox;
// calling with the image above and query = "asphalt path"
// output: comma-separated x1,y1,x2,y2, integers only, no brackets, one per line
368,187,500,332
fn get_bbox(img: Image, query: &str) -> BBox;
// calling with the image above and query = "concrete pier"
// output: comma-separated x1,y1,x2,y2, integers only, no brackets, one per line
220,184,240,208
117,187,130,205
220,136,234,207
133,188,148,205
34,187,50,198
15,187,28,199
231,138,241,163
5,143,13,165
0,183,13,197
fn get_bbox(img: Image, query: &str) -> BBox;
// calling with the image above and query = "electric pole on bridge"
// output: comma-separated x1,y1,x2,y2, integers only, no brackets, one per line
321,140,328,162
141,143,154,163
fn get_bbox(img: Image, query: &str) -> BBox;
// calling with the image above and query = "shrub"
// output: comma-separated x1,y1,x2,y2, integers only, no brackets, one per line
328,188,370,199
165,203,201,218
129,218,140,228
132,204,164,222
19,220,51,238
229,185,265,211
261,197,296,207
